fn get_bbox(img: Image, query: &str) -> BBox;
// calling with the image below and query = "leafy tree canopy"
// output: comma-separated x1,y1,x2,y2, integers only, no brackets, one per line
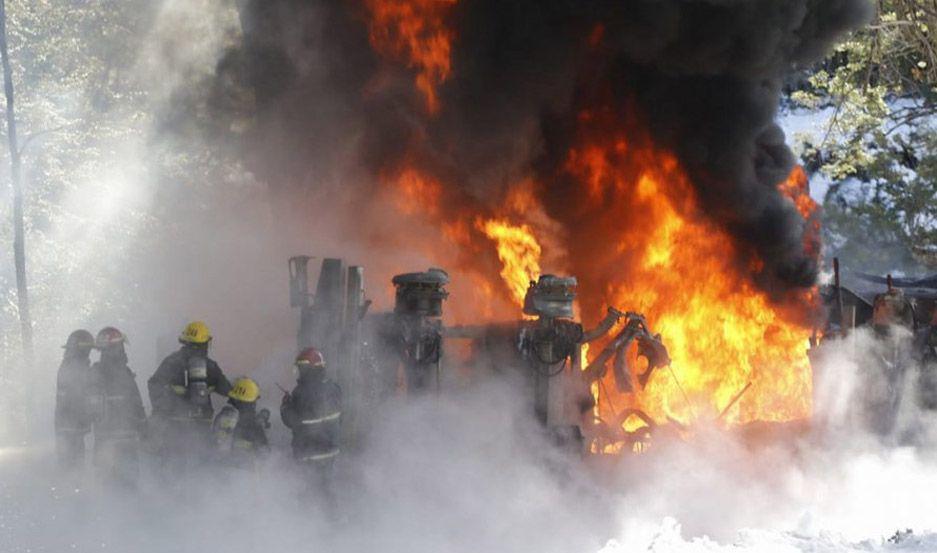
790,0,937,273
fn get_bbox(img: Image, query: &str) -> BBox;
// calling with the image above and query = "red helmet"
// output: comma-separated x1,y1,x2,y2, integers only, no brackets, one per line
295,347,325,368
95,327,127,349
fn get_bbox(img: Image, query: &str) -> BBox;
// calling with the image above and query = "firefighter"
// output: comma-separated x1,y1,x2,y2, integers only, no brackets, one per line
280,348,341,496
148,321,232,470
872,286,916,335
88,327,146,487
866,287,916,435
55,329,95,469
211,377,270,469
916,309,937,409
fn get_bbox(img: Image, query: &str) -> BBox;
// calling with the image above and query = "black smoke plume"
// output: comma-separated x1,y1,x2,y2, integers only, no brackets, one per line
211,0,871,305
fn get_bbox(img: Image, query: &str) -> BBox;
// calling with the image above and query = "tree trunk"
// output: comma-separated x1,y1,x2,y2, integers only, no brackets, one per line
0,0,33,363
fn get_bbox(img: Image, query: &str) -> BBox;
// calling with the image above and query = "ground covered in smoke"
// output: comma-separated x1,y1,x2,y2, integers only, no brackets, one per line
4,1,937,552
4,355,937,553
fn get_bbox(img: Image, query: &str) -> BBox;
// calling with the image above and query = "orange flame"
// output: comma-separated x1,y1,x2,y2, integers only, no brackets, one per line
778,166,818,220
563,135,814,427
778,166,822,260
377,166,524,322
382,139,816,429
365,0,457,113
478,219,542,306
393,167,444,216
374,95,817,434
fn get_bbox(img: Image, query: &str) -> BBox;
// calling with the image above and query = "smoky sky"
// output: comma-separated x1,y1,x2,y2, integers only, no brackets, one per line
212,0,871,298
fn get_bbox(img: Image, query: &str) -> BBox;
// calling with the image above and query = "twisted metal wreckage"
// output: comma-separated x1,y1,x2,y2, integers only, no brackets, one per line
289,253,937,456
289,256,674,455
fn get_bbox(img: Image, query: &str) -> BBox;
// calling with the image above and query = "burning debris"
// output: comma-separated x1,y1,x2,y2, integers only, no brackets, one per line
214,0,869,435
511,275,619,433
295,258,652,452
193,0,876,444
17,1,937,551
583,312,670,394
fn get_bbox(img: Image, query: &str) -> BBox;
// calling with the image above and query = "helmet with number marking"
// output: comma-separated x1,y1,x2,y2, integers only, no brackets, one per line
229,377,260,403
179,321,212,345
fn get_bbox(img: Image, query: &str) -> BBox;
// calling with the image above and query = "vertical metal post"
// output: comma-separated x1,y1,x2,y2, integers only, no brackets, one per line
833,257,846,335
342,265,365,450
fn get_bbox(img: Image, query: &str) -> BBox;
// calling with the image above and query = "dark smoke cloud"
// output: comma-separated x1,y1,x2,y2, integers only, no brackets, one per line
211,0,871,299
587,0,872,294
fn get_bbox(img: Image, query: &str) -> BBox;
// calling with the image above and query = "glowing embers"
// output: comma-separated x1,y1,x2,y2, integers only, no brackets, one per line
365,0,458,113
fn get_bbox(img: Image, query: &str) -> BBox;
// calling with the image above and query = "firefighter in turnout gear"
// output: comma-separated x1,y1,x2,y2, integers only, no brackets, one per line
865,285,917,435
55,329,95,469
211,377,270,469
148,321,232,471
87,327,146,486
916,309,937,409
280,348,342,495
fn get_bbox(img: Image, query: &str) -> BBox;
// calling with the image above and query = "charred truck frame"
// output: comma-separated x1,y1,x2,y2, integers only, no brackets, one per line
289,256,671,453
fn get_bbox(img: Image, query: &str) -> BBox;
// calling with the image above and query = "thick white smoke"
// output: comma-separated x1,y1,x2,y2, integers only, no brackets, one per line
2,2,936,553
6,336,937,553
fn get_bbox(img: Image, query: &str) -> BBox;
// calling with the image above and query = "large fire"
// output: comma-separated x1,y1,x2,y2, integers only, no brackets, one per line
366,2,819,433
475,151,815,427
563,125,814,427
604,174,812,426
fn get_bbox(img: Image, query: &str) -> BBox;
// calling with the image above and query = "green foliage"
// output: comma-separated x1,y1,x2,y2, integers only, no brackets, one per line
0,0,156,427
822,128,937,273
791,0,937,272
0,0,253,423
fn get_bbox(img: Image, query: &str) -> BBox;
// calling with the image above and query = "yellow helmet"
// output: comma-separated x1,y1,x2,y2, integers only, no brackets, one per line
179,321,212,344
229,377,260,403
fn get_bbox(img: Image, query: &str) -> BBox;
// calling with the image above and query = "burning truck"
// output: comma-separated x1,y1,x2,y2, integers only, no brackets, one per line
286,254,810,456
221,0,876,454
288,256,661,451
